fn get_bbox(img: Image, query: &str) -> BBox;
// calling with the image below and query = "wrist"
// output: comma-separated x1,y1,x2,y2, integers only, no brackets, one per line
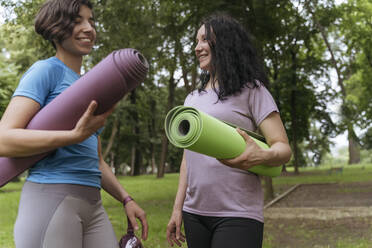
122,195,134,207
173,202,183,212
68,129,83,144
259,148,277,166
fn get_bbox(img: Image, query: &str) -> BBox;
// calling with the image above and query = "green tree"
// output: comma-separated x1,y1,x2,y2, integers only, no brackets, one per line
0,0,54,71
340,0,372,135
0,52,19,117
361,127,372,150
2,0,366,178
305,0,372,165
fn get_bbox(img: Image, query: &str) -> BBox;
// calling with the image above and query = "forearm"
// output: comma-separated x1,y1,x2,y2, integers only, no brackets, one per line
0,128,78,157
173,152,188,211
100,160,129,202
259,141,292,167
256,112,292,167
99,146,148,240
219,126,292,171
0,98,108,158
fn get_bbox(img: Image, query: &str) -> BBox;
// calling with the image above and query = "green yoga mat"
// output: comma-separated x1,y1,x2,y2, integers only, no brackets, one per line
165,106,282,177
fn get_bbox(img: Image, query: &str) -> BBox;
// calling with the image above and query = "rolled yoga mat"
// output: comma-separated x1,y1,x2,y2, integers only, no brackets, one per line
164,106,282,177
0,48,149,187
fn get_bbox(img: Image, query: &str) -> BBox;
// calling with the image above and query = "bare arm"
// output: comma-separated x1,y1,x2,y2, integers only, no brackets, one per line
172,152,188,212
166,151,187,247
98,137,148,240
0,96,112,157
220,112,292,170
258,112,292,166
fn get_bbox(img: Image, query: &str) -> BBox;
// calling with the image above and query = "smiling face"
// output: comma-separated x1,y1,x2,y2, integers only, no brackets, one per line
56,4,96,58
195,24,212,71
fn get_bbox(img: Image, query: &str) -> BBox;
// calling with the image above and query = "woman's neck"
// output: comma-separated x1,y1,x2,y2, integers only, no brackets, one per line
205,77,218,90
55,50,83,75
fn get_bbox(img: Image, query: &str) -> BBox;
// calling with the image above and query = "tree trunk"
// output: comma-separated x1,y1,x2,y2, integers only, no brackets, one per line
131,120,142,176
131,146,136,176
133,146,142,176
176,37,191,93
103,117,118,160
150,144,157,174
102,95,128,161
348,126,360,164
113,118,122,175
157,133,168,178
148,99,157,174
129,90,142,176
264,176,274,201
191,66,197,91
291,89,299,174
157,66,176,178
290,50,300,174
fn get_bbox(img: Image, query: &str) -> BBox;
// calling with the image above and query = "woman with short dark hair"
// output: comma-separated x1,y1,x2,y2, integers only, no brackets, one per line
35,0,94,49
0,1,148,247
166,13,292,248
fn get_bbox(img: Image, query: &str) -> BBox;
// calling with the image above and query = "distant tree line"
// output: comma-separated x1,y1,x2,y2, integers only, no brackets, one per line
1,0,371,180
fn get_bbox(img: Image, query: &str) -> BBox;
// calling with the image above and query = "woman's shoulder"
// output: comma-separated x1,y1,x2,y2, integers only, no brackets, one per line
18,57,65,94
184,88,214,105
184,89,198,101
240,81,272,97
24,57,65,81
32,57,64,73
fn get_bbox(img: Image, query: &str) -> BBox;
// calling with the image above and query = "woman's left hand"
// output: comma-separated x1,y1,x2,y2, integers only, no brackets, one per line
218,128,264,171
124,200,148,241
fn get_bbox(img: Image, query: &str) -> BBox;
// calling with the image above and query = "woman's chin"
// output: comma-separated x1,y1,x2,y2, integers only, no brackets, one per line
199,64,210,71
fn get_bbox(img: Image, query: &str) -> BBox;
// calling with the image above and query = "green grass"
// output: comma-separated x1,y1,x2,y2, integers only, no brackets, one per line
273,163,372,186
0,182,20,248
1,164,372,248
102,174,179,247
335,239,372,248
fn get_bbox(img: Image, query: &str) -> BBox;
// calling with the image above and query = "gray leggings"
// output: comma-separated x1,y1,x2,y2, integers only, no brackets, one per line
14,181,119,248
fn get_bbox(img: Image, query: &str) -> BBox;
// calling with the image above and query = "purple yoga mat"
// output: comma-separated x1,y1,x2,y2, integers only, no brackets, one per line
0,48,148,187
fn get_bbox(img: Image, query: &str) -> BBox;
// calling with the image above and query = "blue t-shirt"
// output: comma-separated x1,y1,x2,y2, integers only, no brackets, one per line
13,57,102,188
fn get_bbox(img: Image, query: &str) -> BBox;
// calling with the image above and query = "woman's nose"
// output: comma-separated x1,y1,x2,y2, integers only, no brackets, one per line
195,42,201,52
82,20,94,31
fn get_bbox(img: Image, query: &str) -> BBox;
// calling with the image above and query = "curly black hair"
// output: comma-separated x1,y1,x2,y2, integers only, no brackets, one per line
34,0,94,49
198,13,269,101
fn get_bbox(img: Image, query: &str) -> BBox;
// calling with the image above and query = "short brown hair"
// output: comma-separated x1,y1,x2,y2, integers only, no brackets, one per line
35,0,94,49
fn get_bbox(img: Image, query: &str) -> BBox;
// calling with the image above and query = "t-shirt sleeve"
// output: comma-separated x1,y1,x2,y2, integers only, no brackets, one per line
13,61,61,107
248,84,279,127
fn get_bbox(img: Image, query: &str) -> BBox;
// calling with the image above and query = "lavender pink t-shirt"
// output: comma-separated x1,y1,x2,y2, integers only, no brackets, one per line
182,83,278,223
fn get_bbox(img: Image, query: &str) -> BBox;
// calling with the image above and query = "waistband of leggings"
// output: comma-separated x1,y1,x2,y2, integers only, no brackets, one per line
23,181,101,202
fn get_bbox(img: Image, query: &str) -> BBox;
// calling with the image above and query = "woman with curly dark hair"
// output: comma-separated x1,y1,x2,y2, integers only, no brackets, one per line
0,0,148,247
166,14,292,248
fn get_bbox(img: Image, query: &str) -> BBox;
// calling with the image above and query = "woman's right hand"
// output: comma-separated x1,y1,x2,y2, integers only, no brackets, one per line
166,209,186,247
72,100,115,142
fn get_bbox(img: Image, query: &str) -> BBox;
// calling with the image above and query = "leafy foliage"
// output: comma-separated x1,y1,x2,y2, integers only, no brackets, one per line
0,0,370,172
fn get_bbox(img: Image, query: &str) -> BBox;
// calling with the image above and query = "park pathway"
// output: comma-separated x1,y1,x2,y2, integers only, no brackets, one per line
263,182,372,220
264,206,372,220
